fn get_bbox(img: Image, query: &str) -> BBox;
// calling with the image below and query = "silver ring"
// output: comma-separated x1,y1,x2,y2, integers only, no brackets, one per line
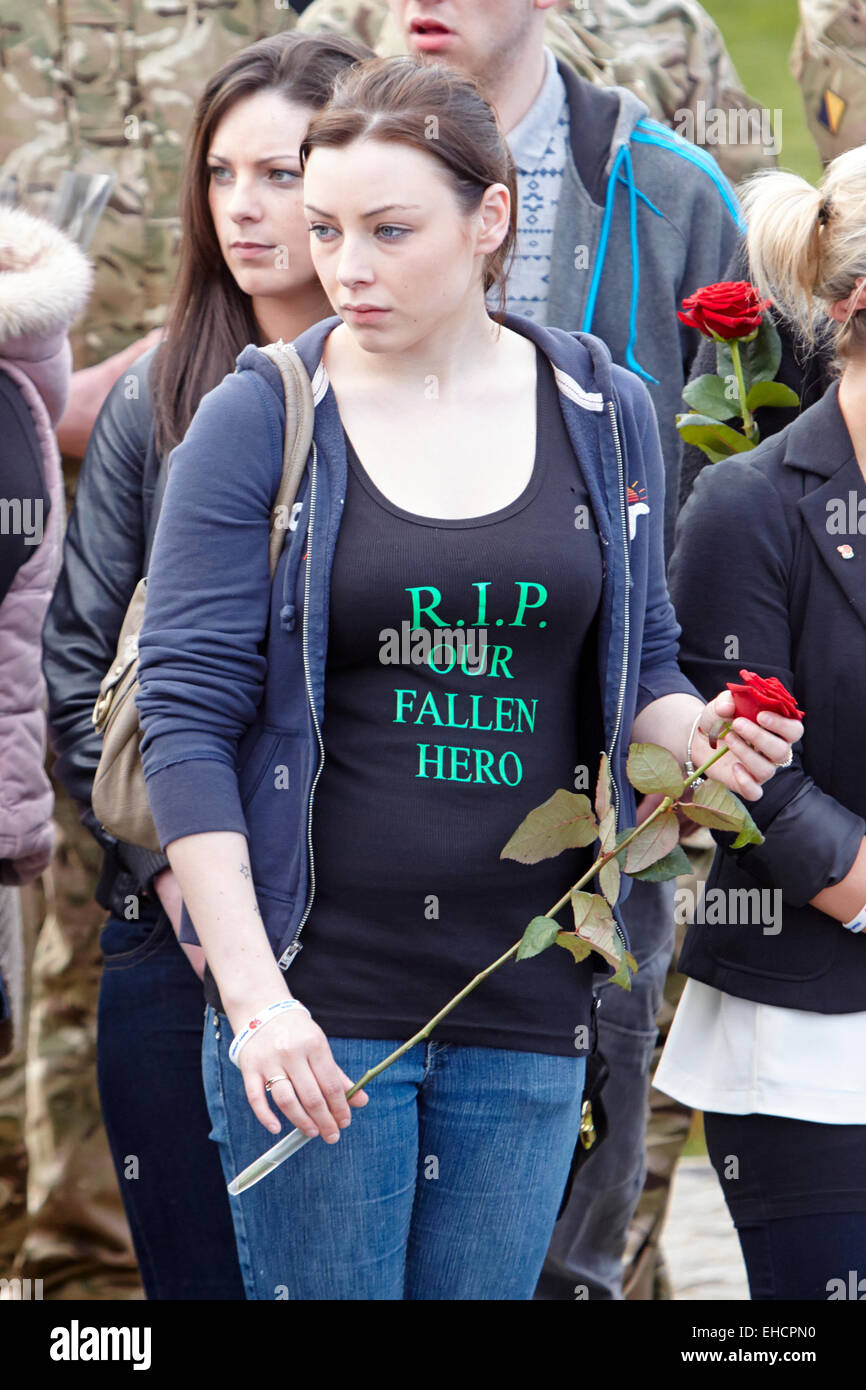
778,748,793,769
264,1074,289,1092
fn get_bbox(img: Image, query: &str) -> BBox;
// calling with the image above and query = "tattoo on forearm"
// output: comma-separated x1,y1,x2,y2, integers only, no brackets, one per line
239,864,250,879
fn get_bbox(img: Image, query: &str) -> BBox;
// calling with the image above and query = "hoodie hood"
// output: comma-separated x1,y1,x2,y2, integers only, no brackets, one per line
256,312,617,413
0,207,93,422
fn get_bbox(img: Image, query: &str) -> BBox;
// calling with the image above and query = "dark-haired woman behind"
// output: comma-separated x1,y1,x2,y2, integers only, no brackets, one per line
42,29,372,1300
136,55,799,1300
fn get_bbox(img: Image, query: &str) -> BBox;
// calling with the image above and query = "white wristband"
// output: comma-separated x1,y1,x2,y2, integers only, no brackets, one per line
228,999,311,1067
685,710,707,786
842,904,866,934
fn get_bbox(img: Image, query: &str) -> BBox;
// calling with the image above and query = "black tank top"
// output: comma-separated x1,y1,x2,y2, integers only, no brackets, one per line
286,346,604,1055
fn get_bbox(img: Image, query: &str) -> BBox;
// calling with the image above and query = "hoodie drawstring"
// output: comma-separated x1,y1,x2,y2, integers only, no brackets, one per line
632,118,746,234
580,143,658,386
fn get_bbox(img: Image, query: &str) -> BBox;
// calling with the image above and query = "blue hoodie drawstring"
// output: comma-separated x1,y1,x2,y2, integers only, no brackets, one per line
581,142,659,386
632,118,746,233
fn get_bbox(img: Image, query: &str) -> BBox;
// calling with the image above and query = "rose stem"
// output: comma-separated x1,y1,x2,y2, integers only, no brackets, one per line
343,736,734,1101
729,340,756,440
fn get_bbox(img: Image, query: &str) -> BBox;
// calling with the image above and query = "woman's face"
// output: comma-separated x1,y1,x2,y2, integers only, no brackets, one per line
207,89,321,304
303,136,508,354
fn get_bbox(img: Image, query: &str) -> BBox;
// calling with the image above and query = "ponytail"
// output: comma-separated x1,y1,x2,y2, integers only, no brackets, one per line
741,144,866,365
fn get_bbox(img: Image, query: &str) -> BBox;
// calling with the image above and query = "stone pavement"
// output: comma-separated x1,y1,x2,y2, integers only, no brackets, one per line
661,1156,749,1300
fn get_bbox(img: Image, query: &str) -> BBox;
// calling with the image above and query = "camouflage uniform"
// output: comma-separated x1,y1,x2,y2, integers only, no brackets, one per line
0,0,298,367
0,884,34,1283
791,0,866,166
0,0,299,1301
297,0,777,182
622,827,716,1301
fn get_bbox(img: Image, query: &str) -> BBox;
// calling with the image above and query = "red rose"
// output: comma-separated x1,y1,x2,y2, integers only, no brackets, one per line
678,280,773,341
726,669,805,722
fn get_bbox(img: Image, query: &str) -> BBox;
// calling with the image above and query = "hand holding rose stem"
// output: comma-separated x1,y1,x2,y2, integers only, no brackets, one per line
227,719,749,1194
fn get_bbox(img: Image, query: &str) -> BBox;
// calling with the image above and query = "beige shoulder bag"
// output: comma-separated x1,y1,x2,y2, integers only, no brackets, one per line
90,341,315,851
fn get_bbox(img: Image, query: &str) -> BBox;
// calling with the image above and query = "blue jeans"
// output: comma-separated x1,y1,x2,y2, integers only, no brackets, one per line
536,877,675,1299
203,1014,586,1300
97,912,245,1299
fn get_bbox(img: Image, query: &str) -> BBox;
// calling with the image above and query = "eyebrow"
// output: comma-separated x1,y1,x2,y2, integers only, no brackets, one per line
304,202,422,217
207,153,300,165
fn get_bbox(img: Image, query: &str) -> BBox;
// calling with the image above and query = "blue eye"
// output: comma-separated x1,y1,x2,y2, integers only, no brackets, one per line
376,225,409,240
269,169,300,184
309,224,338,241
208,166,232,182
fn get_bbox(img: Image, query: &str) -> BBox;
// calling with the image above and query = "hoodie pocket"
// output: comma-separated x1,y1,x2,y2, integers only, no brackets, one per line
241,728,307,901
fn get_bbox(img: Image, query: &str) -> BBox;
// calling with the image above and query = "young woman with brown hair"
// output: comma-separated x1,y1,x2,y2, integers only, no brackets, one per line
42,28,372,1300
136,56,800,1300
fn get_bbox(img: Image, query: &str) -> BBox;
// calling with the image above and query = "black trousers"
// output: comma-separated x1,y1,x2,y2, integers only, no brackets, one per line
97,910,245,1299
704,1109,866,1301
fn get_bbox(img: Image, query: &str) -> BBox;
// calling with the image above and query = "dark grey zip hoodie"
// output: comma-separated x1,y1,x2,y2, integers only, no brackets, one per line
550,63,743,555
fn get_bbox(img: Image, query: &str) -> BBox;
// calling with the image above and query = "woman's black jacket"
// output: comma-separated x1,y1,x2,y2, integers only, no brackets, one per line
43,347,170,918
670,382,866,1012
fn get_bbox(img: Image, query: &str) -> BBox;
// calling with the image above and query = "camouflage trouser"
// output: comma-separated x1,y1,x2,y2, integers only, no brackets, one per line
0,883,32,1280
0,786,142,1300
623,827,716,1300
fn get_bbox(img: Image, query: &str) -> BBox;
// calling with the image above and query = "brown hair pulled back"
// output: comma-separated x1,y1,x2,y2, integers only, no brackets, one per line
298,56,518,317
151,30,371,458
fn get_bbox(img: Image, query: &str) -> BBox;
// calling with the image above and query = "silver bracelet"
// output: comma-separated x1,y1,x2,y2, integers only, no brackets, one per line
685,710,706,786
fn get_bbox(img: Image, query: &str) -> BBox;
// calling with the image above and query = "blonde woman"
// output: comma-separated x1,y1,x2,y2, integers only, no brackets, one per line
657,146,866,1301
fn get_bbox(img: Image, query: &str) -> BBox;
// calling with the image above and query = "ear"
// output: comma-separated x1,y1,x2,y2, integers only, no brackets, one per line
474,183,511,259
827,275,866,323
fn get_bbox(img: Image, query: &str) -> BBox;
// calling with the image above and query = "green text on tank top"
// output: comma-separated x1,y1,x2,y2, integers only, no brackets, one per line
320,320,539,519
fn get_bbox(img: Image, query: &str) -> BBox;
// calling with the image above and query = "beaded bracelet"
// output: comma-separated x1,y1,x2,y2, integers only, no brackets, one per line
228,999,311,1067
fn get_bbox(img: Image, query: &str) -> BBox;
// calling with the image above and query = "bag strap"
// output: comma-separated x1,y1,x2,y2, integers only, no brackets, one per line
259,340,316,579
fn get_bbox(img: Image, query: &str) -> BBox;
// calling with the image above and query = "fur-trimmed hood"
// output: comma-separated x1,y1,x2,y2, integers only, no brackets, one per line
0,206,93,423
0,205,93,342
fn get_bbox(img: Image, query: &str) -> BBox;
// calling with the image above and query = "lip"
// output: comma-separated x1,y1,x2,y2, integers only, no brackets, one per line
230,242,274,259
409,16,456,50
341,304,391,321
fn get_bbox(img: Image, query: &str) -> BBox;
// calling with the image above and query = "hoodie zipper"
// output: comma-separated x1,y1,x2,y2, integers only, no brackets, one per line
605,399,630,818
275,386,631,965
277,444,323,970
606,398,632,959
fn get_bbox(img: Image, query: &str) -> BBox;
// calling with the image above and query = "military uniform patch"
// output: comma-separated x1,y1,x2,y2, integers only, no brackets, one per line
818,87,847,134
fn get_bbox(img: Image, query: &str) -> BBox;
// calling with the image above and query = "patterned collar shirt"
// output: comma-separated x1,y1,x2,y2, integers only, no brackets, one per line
501,46,570,326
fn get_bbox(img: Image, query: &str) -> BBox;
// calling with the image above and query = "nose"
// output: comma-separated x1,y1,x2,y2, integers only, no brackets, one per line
226,171,263,226
335,231,374,290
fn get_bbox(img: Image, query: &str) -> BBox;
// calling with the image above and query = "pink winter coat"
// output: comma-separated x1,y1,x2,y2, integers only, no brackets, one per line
0,206,92,881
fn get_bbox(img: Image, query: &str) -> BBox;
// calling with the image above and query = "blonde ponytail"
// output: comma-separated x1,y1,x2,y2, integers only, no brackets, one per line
741,144,866,364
